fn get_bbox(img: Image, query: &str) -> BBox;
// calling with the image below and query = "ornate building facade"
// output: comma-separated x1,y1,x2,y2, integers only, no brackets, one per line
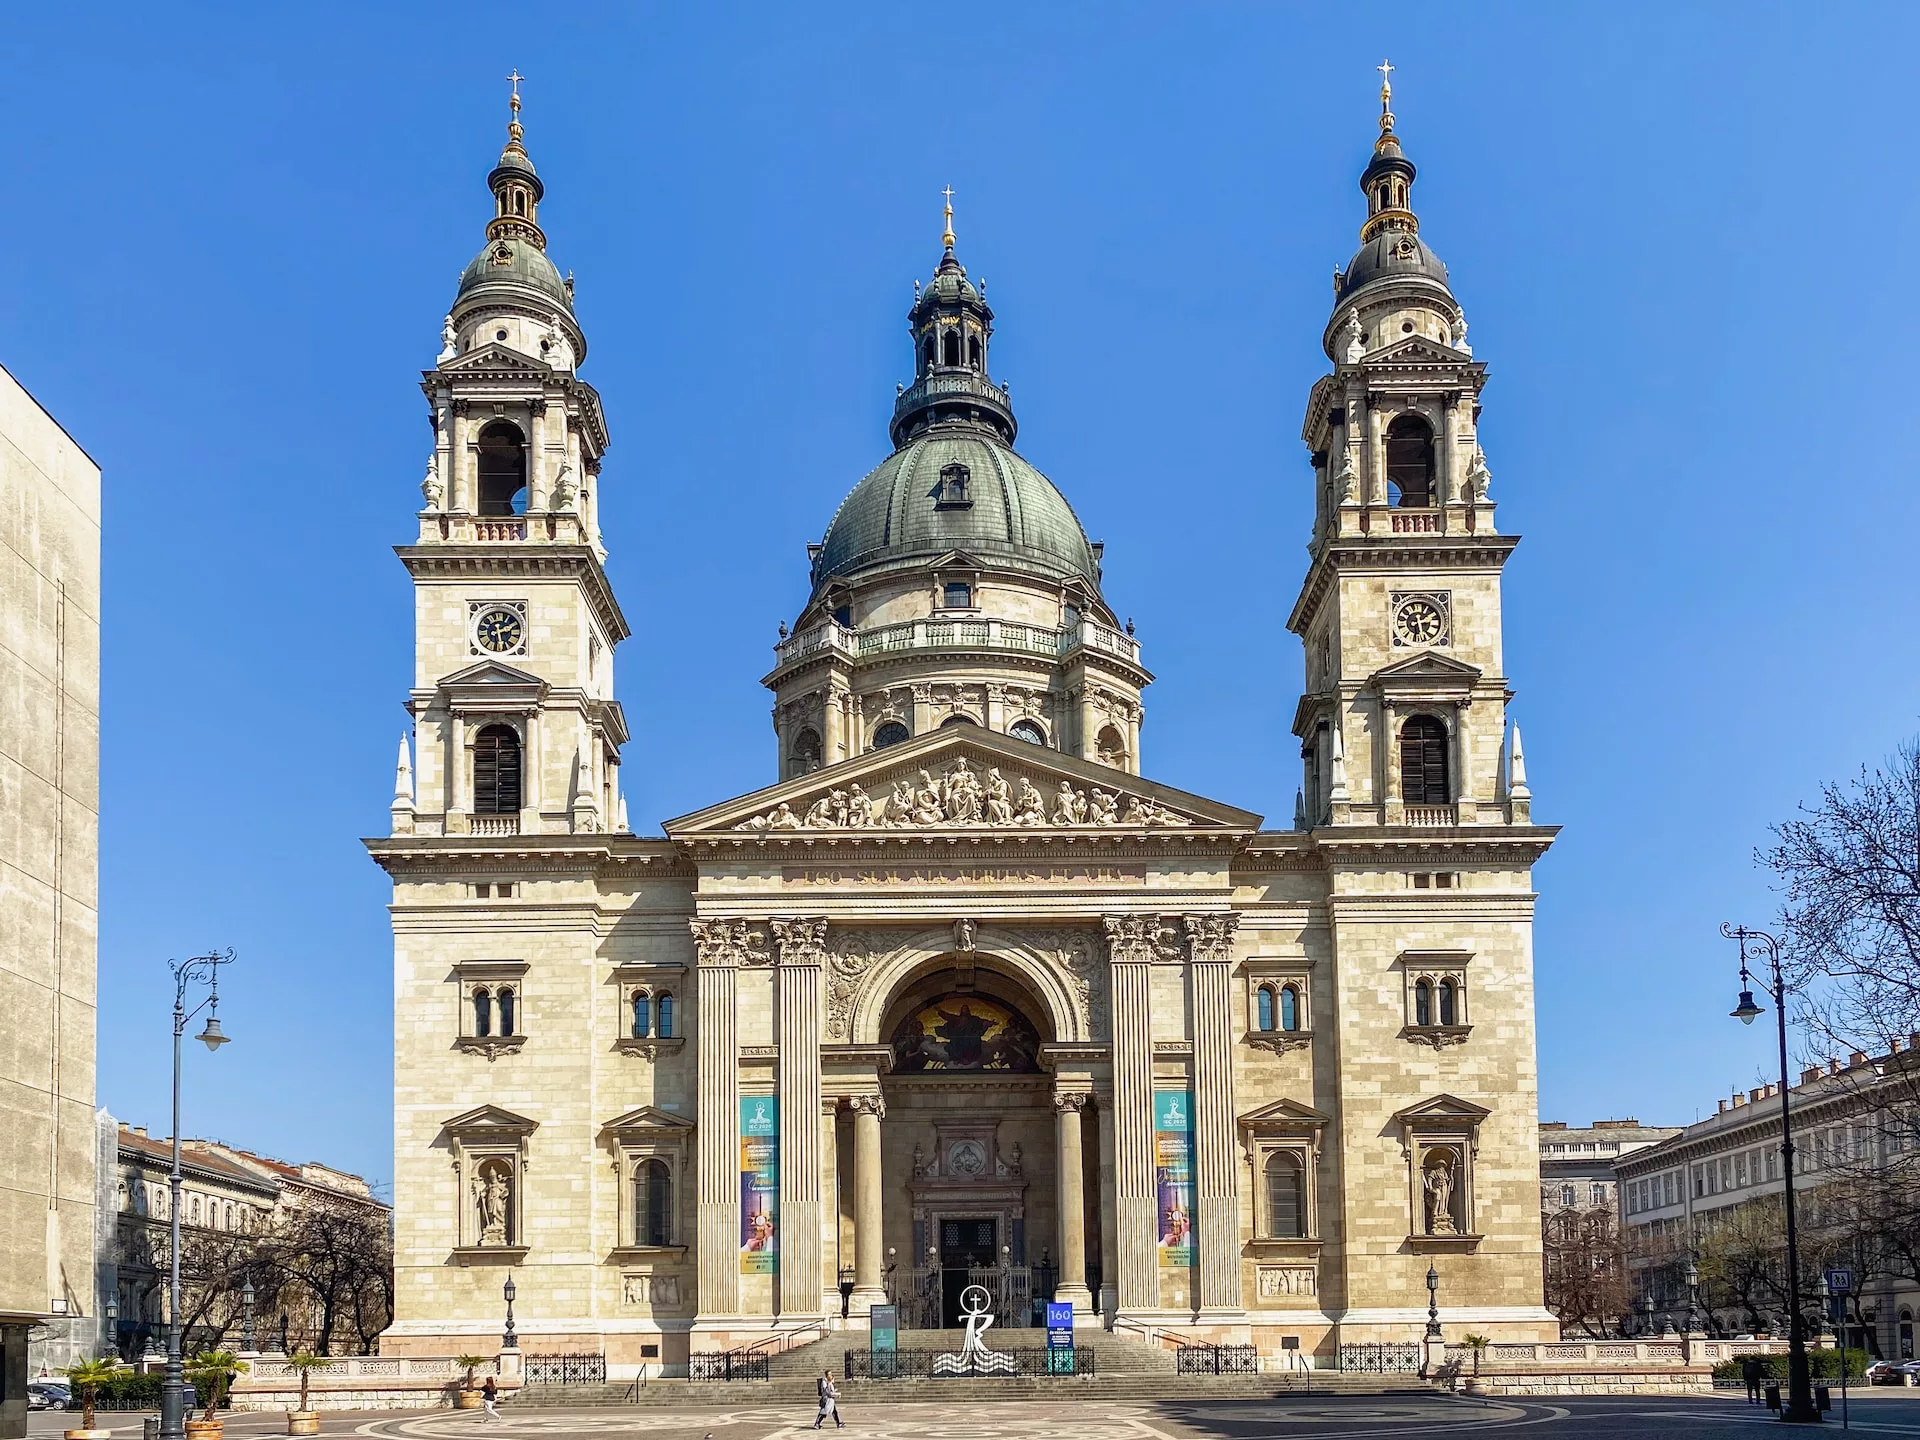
370,79,1559,1373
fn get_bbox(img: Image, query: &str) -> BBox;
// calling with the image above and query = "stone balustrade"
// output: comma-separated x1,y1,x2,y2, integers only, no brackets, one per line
772,615,1141,673
231,1352,520,1412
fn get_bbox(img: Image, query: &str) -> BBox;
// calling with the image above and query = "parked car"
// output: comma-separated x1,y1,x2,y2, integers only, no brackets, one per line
1867,1360,1904,1385
27,1381,72,1410
1898,1360,1920,1385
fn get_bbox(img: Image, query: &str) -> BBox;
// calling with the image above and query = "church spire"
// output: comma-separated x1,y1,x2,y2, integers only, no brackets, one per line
890,191,1017,448
1359,59,1419,244
487,70,547,251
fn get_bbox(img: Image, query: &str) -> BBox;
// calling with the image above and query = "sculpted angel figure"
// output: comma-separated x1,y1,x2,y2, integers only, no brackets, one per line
984,768,1014,825
1014,778,1047,825
912,770,945,825
1087,788,1120,824
1053,780,1088,825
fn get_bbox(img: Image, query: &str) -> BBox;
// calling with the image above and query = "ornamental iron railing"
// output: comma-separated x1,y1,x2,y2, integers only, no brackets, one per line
522,1352,606,1385
688,1350,769,1382
900,1266,1036,1329
846,1348,1094,1380
1176,1343,1260,1375
1338,1342,1422,1374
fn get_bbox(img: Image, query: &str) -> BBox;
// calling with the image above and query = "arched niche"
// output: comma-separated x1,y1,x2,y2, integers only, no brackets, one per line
850,927,1086,1047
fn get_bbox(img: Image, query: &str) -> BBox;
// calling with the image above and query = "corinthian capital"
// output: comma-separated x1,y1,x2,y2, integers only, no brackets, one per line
771,917,829,966
1181,912,1240,965
1102,915,1158,965
690,917,772,967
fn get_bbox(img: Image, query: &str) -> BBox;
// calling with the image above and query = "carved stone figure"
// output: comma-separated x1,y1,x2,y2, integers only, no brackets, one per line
746,757,1190,831
1052,780,1087,825
888,778,914,824
1463,446,1492,502
550,461,577,511
767,802,801,830
438,314,457,363
804,795,835,827
1423,1152,1458,1235
1007,1141,1023,1175
421,455,443,510
912,770,945,825
1015,778,1047,825
1088,787,1120,824
1342,308,1365,364
845,783,873,827
984,768,1013,825
474,1166,511,1246
1451,313,1471,355
911,1141,926,1177
954,917,976,953
944,757,982,823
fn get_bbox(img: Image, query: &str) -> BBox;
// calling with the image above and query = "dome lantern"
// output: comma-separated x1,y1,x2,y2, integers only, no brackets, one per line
890,189,1017,449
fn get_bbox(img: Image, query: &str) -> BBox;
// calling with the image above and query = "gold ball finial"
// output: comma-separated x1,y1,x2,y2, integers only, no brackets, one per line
1377,58,1396,133
941,185,956,250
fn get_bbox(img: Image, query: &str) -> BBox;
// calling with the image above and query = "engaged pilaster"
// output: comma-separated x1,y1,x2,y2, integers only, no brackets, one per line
850,1095,886,1311
1102,915,1160,1311
692,919,743,1319
772,918,828,1319
1185,913,1243,1315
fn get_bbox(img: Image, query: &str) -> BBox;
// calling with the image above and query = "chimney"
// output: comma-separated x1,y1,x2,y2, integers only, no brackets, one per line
1541,1121,1568,1131
1717,1099,1728,1114
1850,1051,1870,1067
1893,1037,1906,1054
130,1126,147,1137
1829,1058,1843,1076
1749,1088,1765,1103
1802,1066,1823,1085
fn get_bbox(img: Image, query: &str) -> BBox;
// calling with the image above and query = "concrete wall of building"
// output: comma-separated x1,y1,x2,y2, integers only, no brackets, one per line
0,362,100,1424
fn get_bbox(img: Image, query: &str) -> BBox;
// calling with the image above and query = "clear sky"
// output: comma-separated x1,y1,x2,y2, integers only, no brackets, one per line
9,3,1915,1193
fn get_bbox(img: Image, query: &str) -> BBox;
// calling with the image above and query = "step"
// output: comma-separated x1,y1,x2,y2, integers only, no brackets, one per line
767,1329,1174,1378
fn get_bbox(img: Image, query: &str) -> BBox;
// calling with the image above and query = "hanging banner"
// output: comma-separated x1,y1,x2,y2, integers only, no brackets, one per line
1154,1090,1195,1269
740,1097,779,1274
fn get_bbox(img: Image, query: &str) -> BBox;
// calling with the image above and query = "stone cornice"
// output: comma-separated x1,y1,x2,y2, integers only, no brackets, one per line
397,544,631,644
1288,533,1520,637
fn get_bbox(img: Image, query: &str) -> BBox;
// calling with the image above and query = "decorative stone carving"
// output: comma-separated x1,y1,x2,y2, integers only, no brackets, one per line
1423,1149,1459,1235
1450,313,1471,356
1333,449,1357,505
1257,1265,1317,1299
1342,308,1365,364
1182,913,1240,965
849,1094,886,1120
438,315,457,363
1102,915,1183,966
621,1273,679,1306
1463,446,1492,502
1247,1032,1313,1056
954,918,976,953
472,1160,513,1246
1052,1092,1089,1114
771,917,828,965
689,918,770,967
1012,926,1106,1037
421,454,444,510
550,461,577,511
739,756,1192,832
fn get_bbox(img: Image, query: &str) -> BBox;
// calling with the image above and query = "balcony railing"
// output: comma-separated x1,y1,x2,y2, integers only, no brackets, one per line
1404,804,1458,827
773,615,1141,671
470,815,520,836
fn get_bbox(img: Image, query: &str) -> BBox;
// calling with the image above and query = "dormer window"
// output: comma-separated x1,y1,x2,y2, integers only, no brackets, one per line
942,582,972,610
934,464,972,509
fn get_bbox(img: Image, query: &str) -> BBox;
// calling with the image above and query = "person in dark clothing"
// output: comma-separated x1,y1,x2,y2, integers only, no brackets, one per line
1742,1356,1764,1404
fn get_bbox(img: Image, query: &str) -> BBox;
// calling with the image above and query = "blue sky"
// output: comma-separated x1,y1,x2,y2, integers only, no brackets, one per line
10,4,1915,1192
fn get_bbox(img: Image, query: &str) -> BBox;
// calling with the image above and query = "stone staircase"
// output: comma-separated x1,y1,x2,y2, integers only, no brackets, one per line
512,1326,1444,1408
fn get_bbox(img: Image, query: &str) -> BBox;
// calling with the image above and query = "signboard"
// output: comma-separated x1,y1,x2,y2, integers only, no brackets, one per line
1154,1090,1196,1269
739,1098,779,1274
1827,1268,1853,1295
1046,1300,1074,1349
870,1305,898,1352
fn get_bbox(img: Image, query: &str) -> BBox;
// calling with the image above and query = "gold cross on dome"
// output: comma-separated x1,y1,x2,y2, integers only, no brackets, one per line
507,69,524,113
941,185,956,248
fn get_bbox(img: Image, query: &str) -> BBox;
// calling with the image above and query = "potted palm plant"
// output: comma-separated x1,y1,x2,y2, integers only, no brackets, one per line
184,1350,244,1440
452,1355,488,1409
284,1353,330,1435
1461,1333,1490,1394
61,1356,119,1440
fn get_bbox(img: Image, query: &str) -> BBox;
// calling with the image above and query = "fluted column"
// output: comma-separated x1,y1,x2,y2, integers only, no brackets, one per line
850,1096,886,1311
773,919,827,1318
1102,917,1159,1310
1095,1091,1119,1318
692,922,742,1319
1185,914,1243,1314
1054,1091,1093,1314
450,400,472,513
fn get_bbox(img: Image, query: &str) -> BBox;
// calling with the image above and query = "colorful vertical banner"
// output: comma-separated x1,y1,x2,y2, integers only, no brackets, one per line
739,1097,779,1274
1154,1090,1195,1269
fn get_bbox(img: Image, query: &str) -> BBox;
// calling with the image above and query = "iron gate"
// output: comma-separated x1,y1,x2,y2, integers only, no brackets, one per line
522,1352,606,1385
1337,1342,1422,1374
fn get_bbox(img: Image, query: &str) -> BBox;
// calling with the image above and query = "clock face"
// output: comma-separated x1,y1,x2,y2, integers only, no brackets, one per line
1394,598,1445,647
475,607,524,654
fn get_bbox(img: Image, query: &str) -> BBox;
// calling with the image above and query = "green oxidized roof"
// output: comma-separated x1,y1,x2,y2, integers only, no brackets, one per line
456,235,572,310
814,431,1101,593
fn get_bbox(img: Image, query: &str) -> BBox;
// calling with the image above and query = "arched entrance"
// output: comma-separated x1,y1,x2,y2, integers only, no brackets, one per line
863,958,1101,1328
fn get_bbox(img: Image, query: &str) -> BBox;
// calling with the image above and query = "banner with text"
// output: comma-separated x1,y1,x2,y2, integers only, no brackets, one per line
740,1097,780,1274
1154,1089,1195,1269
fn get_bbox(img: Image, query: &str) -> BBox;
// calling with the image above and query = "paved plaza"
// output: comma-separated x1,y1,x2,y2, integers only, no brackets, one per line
32,1396,1920,1440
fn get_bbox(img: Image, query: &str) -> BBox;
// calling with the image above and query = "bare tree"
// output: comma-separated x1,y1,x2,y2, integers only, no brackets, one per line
1543,1205,1630,1337
271,1195,392,1355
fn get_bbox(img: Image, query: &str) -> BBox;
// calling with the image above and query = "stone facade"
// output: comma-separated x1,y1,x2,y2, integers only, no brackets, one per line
0,360,100,1430
371,85,1559,1375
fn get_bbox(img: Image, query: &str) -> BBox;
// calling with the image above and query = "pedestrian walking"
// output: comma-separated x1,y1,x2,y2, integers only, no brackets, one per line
813,1369,843,1429
481,1375,501,1422
1742,1356,1763,1404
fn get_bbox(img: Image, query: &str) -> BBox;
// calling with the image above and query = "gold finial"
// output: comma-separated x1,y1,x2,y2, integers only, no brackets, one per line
1377,58,1396,134
941,185,956,250
506,69,525,143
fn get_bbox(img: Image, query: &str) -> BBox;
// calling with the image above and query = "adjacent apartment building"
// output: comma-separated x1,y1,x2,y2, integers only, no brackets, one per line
0,364,100,1436
1540,1120,1681,1216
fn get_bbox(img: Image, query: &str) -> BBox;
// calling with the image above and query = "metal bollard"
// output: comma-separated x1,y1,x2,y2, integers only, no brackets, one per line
143,1418,159,1440
1765,1383,1781,1411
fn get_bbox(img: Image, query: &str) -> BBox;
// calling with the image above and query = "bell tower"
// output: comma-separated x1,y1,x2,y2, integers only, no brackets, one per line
1289,66,1528,831
391,82,629,840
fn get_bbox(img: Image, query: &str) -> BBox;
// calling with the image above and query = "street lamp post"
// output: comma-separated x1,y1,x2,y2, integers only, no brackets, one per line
501,1275,518,1351
158,950,235,1440
1724,922,1819,1423
239,1279,256,1356
1420,1264,1442,1377
1684,1258,1700,1340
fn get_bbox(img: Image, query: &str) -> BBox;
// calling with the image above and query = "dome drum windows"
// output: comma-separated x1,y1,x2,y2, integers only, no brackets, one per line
614,963,689,1058
1245,962,1314,1055
1008,719,1049,747
870,719,911,750
454,960,529,1060
1401,952,1472,1046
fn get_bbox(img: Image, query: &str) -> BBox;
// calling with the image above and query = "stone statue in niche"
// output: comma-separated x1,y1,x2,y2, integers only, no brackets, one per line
1422,1150,1458,1235
473,1160,512,1246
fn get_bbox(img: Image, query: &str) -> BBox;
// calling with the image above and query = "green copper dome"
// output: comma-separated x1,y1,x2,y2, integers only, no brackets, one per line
456,235,572,311
812,431,1102,594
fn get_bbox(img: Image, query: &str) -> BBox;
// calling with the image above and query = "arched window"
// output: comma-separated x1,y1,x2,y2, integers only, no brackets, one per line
474,988,494,1038
1414,979,1433,1028
497,986,517,1036
871,721,910,749
1561,1184,1576,1207
923,337,935,371
1399,715,1450,806
967,335,981,368
1256,987,1274,1032
1279,984,1300,1032
935,464,971,507
631,992,651,1038
473,725,523,814
940,714,977,727
656,993,675,1039
476,421,529,516
637,1159,673,1247
1385,414,1435,508
1096,725,1127,767
1009,720,1047,746
1264,1152,1304,1238
790,728,822,777
1901,1309,1913,1361
1437,978,1457,1027
942,329,961,366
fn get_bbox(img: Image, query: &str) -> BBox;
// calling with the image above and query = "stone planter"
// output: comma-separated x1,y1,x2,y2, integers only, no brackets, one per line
65,1429,113,1439
453,1390,483,1409
287,1411,321,1435
185,1420,224,1440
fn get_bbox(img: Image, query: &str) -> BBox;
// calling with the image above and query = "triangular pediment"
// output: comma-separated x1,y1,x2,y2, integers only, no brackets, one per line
1372,651,1483,684
601,1106,695,1136
433,342,552,376
438,659,548,692
1362,334,1475,367
444,1104,539,1138
927,548,987,571
1391,1093,1491,1127
665,725,1261,837
1238,1098,1332,1132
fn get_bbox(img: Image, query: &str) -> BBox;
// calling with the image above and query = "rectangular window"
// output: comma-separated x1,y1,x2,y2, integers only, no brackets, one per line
1435,872,1454,889
1412,873,1431,889
1591,1182,1607,1206
496,882,514,898
475,883,490,899
942,582,972,609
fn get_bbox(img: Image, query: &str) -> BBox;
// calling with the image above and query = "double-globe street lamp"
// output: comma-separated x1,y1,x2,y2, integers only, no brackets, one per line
1725,922,1819,1423
157,951,235,1440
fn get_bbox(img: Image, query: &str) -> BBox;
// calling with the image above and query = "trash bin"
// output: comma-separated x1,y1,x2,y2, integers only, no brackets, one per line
1816,1385,1832,1412
1765,1383,1781,1411
143,1418,159,1440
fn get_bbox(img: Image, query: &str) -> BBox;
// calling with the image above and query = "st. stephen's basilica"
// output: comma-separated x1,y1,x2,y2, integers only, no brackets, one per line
369,72,1557,1373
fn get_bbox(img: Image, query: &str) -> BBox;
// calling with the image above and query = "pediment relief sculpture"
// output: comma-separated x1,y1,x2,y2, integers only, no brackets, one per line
739,755,1193,833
